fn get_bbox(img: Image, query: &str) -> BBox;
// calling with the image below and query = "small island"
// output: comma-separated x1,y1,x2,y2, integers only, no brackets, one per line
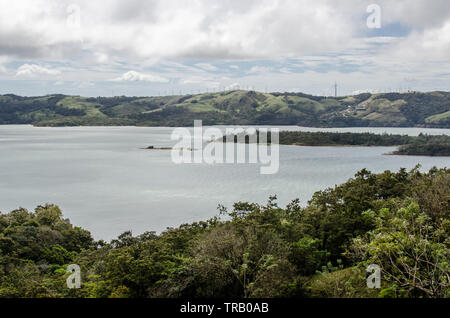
143,146,173,150
392,134,450,156
221,131,450,156
142,146,197,151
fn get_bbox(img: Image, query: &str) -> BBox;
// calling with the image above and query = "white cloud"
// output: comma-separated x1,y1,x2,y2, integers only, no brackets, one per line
247,66,272,74
0,1,449,63
16,64,61,77
279,67,292,74
0,1,449,62
0,56,7,73
180,74,217,85
0,0,354,60
388,20,450,62
194,63,218,71
113,70,169,83
225,82,242,90
94,52,109,64
77,81,95,88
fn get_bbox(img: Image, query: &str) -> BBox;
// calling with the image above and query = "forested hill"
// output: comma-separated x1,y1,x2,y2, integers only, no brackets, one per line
0,90,449,128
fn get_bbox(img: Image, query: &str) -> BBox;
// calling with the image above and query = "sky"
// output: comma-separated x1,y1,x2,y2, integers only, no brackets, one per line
0,0,449,97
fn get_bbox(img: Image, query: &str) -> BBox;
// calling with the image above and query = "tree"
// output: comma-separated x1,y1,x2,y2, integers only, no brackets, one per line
350,202,450,297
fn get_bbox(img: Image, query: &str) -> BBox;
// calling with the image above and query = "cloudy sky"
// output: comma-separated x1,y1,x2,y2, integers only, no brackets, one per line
0,0,449,96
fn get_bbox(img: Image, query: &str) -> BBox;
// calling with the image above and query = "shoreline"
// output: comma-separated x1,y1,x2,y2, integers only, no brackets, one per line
1,123,450,130
385,152,450,157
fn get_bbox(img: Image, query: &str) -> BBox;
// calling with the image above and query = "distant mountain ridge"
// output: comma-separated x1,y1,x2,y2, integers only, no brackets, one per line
0,90,449,128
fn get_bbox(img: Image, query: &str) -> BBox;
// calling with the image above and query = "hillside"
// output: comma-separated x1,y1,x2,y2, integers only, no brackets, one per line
0,90,449,128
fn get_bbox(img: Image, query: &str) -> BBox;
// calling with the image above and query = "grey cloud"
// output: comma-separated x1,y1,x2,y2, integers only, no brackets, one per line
0,0,448,61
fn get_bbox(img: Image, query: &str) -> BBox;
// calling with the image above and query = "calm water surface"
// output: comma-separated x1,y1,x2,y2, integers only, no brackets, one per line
0,125,449,240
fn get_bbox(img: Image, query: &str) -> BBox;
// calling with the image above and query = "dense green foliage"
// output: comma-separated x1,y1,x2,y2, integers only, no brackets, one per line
0,167,448,298
278,131,415,146
0,205,94,297
224,130,414,146
393,134,450,156
0,90,449,128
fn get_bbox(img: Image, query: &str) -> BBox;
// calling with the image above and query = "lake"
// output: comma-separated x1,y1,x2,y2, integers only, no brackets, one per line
0,125,449,240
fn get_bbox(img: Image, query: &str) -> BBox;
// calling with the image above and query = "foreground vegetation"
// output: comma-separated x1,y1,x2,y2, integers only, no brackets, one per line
0,90,449,128
0,167,448,298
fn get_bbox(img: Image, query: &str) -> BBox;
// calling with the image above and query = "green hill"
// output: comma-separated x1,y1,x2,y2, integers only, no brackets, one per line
0,90,449,128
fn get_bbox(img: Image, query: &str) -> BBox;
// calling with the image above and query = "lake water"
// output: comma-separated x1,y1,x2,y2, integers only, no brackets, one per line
0,125,449,240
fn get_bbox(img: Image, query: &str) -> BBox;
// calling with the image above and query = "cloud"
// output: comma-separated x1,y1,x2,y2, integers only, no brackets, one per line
279,67,292,74
77,81,95,88
375,0,450,29
194,63,218,71
225,82,241,90
0,0,352,60
0,56,7,73
1,1,449,62
180,74,217,86
0,1,449,95
388,20,450,62
0,1,449,63
16,64,61,77
113,70,169,83
93,52,109,64
247,66,272,74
